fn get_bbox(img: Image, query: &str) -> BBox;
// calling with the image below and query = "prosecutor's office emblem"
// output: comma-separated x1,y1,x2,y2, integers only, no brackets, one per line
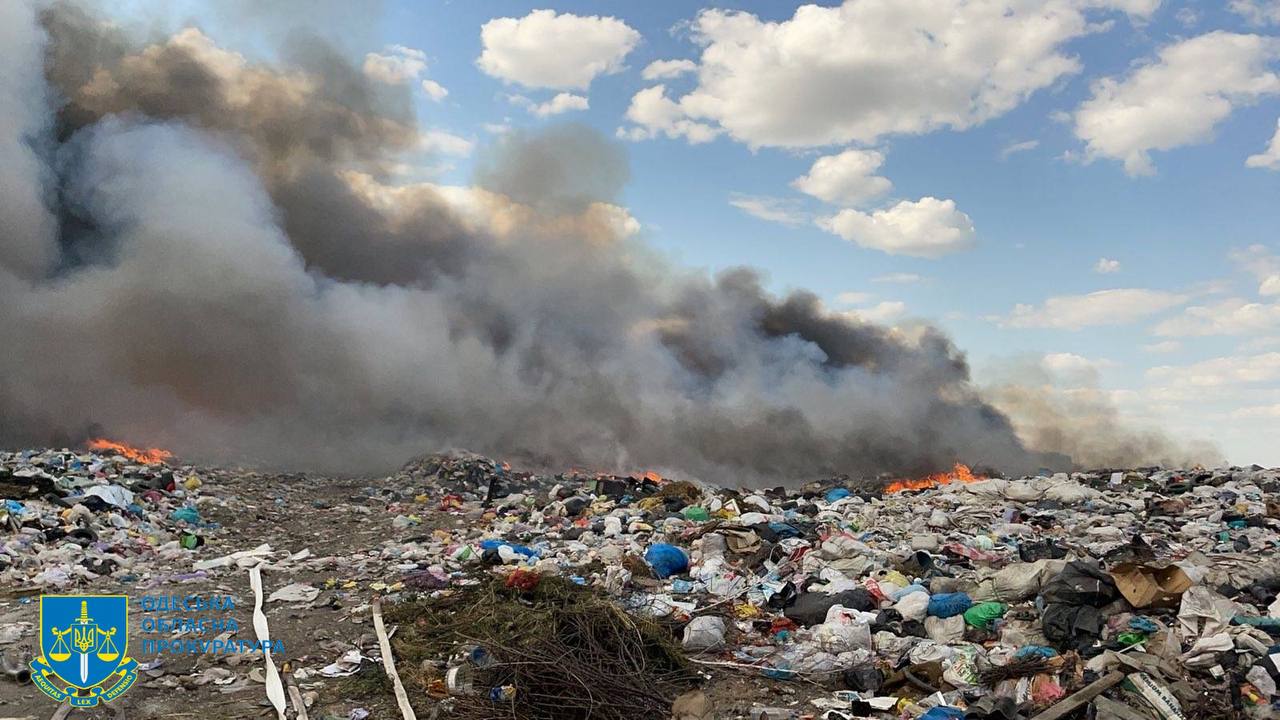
31,595,138,706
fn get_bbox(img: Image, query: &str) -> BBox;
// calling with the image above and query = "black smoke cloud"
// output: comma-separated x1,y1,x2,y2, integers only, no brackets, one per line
0,0,1083,481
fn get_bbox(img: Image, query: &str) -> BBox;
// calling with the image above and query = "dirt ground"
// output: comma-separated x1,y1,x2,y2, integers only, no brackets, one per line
0,470,826,720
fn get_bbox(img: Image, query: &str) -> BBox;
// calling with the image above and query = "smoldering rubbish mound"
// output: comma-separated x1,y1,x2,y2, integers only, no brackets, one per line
2,446,1275,719
0,1,1204,483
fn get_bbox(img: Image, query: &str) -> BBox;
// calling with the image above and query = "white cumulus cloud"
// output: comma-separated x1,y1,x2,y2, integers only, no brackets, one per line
1231,0,1280,25
1230,244,1280,295
1041,352,1117,387
791,149,891,206
363,45,427,84
619,0,1155,148
513,92,590,117
363,45,449,101
1233,403,1280,419
820,197,976,258
1153,297,1280,336
872,272,923,284
1095,257,1121,273
1247,118,1280,169
618,85,720,143
1147,352,1280,389
1001,289,1187,329
729,194,807,226
1000,139,1040,159
418,129,475,157
642,59,697,80
841,301,907,324
478,10,640,89
420,79,448,101
1073,31,1280,175
1042,352,1116,374
835,291,874,305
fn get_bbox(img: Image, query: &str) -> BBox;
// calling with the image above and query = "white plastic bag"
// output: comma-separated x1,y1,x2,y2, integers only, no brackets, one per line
682,616,726,651
894,590,930,621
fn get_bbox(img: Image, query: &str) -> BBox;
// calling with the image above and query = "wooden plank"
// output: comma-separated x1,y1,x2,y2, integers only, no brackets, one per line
1029,671,1126,720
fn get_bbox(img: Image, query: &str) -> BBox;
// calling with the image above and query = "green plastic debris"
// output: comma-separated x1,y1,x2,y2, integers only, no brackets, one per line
962,601,1007,629
1116,631,1147,646
681,506,710,522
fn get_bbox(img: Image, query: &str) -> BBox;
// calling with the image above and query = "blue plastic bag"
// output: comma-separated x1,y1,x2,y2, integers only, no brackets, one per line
767,522,802,539
919,707,966,720
1129,616,1159,633
824,488,851,502
479,539,539,559
926,592,972,618
645,543,689,579
890,583,929,601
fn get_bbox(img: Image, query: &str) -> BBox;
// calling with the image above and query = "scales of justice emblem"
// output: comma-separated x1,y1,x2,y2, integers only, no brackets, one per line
31,596,139,707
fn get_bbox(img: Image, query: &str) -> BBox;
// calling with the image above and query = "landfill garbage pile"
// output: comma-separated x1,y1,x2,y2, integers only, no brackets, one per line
2,448,1280,720
1,447,220,590
359,460,1280,720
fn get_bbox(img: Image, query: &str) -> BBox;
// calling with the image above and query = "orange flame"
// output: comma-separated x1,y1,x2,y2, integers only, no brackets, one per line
566,466,664,484
885,463,983,494
87,438,173,465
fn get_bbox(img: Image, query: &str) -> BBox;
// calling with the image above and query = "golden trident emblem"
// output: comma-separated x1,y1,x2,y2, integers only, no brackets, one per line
48,601,118,683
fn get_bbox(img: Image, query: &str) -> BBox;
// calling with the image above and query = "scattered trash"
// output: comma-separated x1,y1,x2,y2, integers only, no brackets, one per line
927,592,973,618
267,582,321,603
682,616,726,651
1110,563,1193,608
320,650,367,678
646,543,690,579
4,448,1280,718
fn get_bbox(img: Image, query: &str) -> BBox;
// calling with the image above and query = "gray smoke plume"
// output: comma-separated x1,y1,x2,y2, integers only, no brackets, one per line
982,357,1223,470
0,0,1129,482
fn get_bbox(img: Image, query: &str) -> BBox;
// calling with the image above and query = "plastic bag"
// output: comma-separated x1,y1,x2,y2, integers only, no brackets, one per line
1003,480,1046,502
963,601,1007,629
813,618,871,653
895,591,930,621
682,616,726,651
925,615,965,643
1043,481,1100,504
646,543,689,579
942,645,983,689
927,592,972,618
1176,586,1237,642
991,560,1064,601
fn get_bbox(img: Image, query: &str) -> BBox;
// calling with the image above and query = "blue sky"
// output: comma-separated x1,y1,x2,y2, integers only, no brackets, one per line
116,0,1280,465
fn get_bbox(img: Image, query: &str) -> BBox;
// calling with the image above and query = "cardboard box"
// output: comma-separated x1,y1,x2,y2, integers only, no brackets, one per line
1110,563,1193,609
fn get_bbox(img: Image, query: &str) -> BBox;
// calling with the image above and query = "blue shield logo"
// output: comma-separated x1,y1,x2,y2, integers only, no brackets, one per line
32,595,137,706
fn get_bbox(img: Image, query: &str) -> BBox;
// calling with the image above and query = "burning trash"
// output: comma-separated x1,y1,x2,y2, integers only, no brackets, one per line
885,463,985,494
86,438,173,465
3,446,1277,719
0,2,1270,719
